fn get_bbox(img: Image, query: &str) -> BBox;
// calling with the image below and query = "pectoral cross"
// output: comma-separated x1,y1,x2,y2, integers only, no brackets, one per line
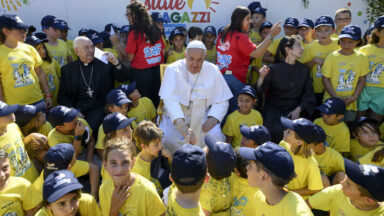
87,87,94,98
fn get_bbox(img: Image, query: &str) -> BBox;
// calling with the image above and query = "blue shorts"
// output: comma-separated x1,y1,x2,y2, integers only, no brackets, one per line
357,86,384,116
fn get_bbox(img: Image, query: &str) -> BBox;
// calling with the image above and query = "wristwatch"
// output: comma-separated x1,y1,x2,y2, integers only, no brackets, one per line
74,135,83,141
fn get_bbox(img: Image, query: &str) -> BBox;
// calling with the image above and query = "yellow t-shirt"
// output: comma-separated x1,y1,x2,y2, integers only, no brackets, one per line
132,152,163,195
41,59,60,106
267,37,282,56
358,44,384,88
253,190,314,216
247,57,263,86
222,109,263,148
0,42,44,105
200,177,231,215
279,141,323,199
249,29,262,44
301,41,313,49
166,184,205,216
229,174,259,216
331,33,339,39
0,123,38,182
349,139,379,162
104,48,119,58
44,39,71,67
95,121,137,150
322,50,369,111
380,122,384,141
99,174,166,216
35,193,102,216
308,184,384,216
163,36,170,53
47,118,92,147
0,176,38,215
38,121,53,137
166,47,185,64
314,117,350,153
313,146,345,176
206,47,217,64
66,39,77,62
127,97,156,124
359,146,384,167
299,39,340,93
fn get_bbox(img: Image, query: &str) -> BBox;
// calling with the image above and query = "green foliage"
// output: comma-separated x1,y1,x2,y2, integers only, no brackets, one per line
366,0,384,24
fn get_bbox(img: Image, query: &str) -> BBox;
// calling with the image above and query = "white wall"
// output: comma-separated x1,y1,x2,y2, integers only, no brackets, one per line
1,0,370,40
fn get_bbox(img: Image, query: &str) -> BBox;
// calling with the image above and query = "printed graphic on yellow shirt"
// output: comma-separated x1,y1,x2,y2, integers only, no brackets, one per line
335,65,356,92
367,60,384,84
11,61,35,88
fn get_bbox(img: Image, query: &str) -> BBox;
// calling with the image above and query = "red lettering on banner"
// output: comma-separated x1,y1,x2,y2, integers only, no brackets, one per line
191,12,198,23
199,12,207,23
145,0,185,10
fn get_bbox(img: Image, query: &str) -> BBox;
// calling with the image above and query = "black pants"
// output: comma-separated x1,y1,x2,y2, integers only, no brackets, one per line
82,106,105,137
131,66,161,108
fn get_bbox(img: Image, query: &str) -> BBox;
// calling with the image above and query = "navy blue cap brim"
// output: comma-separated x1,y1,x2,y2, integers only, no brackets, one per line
316,104,335,114
64,109,79,122
344,158,365,188
115,98,132,106
204,134,218,150
298,24,313,28
91,38,104,45
15,23,30,29
0,104,19,116
339,34,360,41
314,24,334,29
284,24,298,28
116,117,136,131
239,147,257,161
239,125,252,139
46,182,83,203
280,117,294,130
26,38,48,46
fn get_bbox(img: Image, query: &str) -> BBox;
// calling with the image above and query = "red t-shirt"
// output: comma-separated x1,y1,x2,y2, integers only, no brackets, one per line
125,30,165,69
216,31,256,83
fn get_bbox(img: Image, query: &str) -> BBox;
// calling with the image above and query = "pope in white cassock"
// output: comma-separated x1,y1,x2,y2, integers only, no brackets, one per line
159,41,233,153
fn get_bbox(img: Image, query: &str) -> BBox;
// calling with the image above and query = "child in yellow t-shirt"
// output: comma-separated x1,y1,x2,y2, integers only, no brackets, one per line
199,134,236,215
239,125,271,148
132,120,171,196
25,35,61,107
309,125,345,187
118,82,157,124
47,105,95,163
0,149,41,216
223,85,263,148
164,143,207,215
307,159,384,216
359,145,384,167
100,137,166,216
298,18,314,48
166,28,186,64
58,19,78,61
322,25,369,121
357,16,384,121
332,7,352,39
247,1,267,44
239,142,313,215
36,169,101,216
279,117,324,199
350,117,382,162
314,97,350,155
41,15,73,67
203,26,217,64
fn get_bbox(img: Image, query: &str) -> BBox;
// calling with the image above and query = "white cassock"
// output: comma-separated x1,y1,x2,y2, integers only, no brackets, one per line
159,59,233,153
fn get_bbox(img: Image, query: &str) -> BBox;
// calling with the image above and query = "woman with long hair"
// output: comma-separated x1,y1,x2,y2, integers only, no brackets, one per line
125,0,164,108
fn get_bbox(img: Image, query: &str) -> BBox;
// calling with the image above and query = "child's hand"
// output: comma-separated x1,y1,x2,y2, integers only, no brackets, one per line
28,133,48,149
343,96,356,106
269,20,282,38
110,183,131,215
161,149,172,161
75,121,86,136
259,65,270,78
45,98,53,108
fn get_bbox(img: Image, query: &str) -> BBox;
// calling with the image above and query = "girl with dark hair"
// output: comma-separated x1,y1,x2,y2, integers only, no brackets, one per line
216,6,281,113
256,35,315,142
125,0,165,107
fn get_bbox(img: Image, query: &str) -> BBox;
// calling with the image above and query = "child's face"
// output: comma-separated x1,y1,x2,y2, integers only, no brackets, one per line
315,26,333,42
95,42,104,50
120,33,128,45
61,117,78,131
298,27,312,39
203,33,216,47
375,28,384,39
0,158,10,191
60,30,68,40
283,129,301,146
335,12,351,30
36,43,47,59
45,27,61,40
47,192,80,216
284,26,298,36
128,89,141,102
0,113,15,126
260,28,271,40
142,139,162,158
251,13,265,27
322,113,340,125
109,104,129,115
105,149,135,186
237,94,255,113
242,14,252,32
171,35,185,51
310,143,324,155
240,136,257,148
246,160,261,187
341,176,365,201
339,38,359,51
355,125,379,148
115,125,133,141
3,28,27,43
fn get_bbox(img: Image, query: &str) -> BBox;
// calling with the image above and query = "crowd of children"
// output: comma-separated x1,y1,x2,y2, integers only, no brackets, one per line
0,0,384,215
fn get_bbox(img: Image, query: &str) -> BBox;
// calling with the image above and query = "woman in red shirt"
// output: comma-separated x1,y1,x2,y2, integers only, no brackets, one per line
216,6,281,113
125,1,165,107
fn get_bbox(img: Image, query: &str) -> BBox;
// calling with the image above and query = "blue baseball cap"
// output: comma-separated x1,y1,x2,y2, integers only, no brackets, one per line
312,125,326,143
169,28,184,41
284,17,299,28
34,32,47,40
240,125,271,145
117,82,136,96
365,25,375,38
102,113,136,134
237,85,256,99
120,25,131,33
15,103,46,127
281,117,323,143
0,101,19,117
25,35,48,46
78,28,89,36
344,158,384,201
259,21,273,33
317,97,346,115
205,134,236,177
106,89,132,106
239,142,295,180
58,19,70,30
43,143,75,179
41,15,61,30
204,26,216,36
104,23,118,32
0,14,29,29
299,18,314,28
151,12,165,23
339,25,361,41
43,170,83,203
247,2,265,13
171,143,207,186
86,29,104,45
253,7,267,16
374,15,384,29
48,106,79,127
314,15,335,29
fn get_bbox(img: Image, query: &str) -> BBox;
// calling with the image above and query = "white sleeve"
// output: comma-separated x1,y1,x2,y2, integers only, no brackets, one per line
162,186,171,205
207,100,229,122
163,99,185,123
